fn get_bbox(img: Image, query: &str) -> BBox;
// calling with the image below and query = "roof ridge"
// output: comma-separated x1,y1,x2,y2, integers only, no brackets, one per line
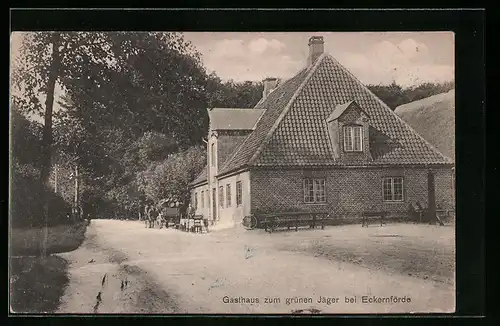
247,53,328,165
327,54,453,164
217,67,309,174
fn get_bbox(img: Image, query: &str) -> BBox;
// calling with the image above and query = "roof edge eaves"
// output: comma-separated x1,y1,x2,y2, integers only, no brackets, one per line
247,53,328,165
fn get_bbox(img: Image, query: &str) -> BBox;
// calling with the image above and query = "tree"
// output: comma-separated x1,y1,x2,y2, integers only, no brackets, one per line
206,74,263,108
12,32,114,183
60,32,211,147
10,104,43,167
12,32,116,244
366,81,406,110
52,32,254,219
125,131,178,171
9,107,72,229
367,81,455,110
138,145,206,215
12,32,274,223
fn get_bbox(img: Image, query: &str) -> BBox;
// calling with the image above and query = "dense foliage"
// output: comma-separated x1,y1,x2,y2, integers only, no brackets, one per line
367,81,455,110
10,107,71,228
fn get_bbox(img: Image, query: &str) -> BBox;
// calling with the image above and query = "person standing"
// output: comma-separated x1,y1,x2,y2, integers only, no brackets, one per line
186,203,195,232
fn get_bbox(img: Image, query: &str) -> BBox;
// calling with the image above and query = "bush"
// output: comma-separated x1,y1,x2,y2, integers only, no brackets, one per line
10,162,72,229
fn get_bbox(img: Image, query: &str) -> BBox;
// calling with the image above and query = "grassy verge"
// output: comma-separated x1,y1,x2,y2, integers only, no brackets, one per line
10,255,69,313
273,224,455,285
10,221,89,256
9,221,90,313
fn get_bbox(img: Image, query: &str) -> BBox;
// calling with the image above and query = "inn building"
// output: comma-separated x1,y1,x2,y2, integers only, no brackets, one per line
189,36,455,228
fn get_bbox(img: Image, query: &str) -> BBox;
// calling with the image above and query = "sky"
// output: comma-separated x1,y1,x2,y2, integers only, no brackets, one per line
11,32,454,122
183,32,454,87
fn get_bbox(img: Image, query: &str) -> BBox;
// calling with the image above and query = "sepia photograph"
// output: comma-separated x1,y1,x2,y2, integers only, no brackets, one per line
9,30,456,314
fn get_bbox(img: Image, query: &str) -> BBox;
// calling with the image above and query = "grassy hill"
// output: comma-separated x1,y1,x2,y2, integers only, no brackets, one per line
395,89,455,161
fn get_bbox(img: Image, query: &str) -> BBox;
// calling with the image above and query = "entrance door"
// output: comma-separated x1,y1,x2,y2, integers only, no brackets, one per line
212,188,217,221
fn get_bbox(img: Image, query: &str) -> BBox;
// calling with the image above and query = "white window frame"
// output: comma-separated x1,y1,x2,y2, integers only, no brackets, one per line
219,186,224,208
343,125,363,152
382,177,404,202
303,178,327,204
236,181,242,206
226,184,232,207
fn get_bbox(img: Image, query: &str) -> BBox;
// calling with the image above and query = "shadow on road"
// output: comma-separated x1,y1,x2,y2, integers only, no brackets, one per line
9,221,90,313
10,221,89,256
10,255,69,313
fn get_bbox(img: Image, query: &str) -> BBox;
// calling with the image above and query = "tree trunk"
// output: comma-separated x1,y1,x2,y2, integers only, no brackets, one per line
40,33,61,185
39,33,61,257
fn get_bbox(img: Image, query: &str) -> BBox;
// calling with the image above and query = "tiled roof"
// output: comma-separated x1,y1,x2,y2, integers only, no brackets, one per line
190,165,208,185
326,100,369,122
209,108,265,130
218,53,452,176
218,67,311,175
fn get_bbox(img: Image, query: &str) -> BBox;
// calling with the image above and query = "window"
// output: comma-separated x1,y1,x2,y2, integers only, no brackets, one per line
304,178,326,203
343,125,363,152
194,192,198,209
226,184,232,207
201,190,204,208
383,177,404,201
236,181,242,206
211,143,216,167
219,186,224,208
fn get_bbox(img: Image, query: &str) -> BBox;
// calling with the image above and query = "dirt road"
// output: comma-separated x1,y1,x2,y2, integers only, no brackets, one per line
56,220,454,314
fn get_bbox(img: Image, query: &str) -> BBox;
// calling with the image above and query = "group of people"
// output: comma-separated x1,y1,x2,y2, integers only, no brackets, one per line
142,202,209,232
143,204,165,228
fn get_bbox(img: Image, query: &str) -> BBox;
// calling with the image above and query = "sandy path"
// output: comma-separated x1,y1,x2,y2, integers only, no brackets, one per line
57,220,454,314
56,224,179,313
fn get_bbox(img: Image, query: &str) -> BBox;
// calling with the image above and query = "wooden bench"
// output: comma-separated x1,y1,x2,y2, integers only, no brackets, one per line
255,212,328,233
436,209,455,219
436,209,454,225
414,206,453,225
361,211,389,227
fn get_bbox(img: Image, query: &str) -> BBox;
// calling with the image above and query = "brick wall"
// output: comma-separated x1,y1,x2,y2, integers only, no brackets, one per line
250,167,455,219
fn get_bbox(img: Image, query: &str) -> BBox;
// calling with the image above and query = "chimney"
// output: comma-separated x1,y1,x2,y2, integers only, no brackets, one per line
307,36,324,67
262,77,278,100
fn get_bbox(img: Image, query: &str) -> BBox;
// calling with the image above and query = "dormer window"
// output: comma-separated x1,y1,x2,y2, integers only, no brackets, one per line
343,125,363,152
326,100,369,160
